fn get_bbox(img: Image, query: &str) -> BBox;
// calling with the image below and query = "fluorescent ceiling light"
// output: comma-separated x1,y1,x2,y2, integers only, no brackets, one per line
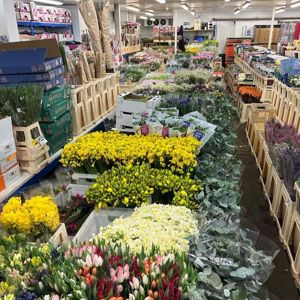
190,10,195,15
241,1,251,9
181,3,189,10
156,0,166,4
290,1,300,8
127,5,140,12
275,6,286,13
234,8,240,14
145,11,154,16
150,18,155,21
225,0,230,2
34,0,63,5
139,16,148,20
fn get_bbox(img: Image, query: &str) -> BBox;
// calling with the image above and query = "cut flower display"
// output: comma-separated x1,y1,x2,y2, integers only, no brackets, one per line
0,196,60,240
85,163,202,209
96,204,200,255
61,131,200,173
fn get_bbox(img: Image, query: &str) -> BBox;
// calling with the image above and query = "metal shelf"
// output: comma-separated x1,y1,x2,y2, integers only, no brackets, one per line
17,21,72,28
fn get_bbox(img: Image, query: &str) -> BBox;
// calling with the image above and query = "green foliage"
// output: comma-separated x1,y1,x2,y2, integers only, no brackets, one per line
0,84,44,126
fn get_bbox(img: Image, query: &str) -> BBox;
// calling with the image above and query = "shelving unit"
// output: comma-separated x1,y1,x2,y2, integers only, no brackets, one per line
121,22,141,55
17,21,72,36
0,113,112,203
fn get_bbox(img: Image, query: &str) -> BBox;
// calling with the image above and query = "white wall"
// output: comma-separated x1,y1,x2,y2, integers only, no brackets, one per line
173,9,195,28
0,0,20,42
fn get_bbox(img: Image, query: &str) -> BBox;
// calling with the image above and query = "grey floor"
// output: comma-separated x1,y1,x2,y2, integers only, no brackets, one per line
236,124,300,300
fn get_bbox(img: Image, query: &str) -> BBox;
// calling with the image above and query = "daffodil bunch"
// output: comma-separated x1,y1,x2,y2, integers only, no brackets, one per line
85,164,202,209
0,196,60,239
96,204,200,255
61,132,200,173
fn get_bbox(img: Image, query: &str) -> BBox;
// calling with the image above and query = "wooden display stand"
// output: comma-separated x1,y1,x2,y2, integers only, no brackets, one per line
13,122,50,174
71,86,89,136
70,73,120,135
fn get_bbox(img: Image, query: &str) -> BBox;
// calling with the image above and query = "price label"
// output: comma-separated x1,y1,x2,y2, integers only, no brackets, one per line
36,136,48,146
162,127,169,137
193,130,206,141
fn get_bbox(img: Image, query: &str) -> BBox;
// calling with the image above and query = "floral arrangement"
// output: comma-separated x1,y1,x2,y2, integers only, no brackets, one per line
0,196,60,240
85,164,201,209
134,81,195,96
96,204,200,254
132,109,216,146
173,70,210,86
59,192,93,236
61,131,200,173
0,234,197,299
120,64,147,83
238,86,261,102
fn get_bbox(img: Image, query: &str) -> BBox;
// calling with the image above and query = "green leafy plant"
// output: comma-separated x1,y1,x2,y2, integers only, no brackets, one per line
0,84,44,126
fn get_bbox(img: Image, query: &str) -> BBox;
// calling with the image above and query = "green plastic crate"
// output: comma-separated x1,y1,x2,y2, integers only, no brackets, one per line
42,85,70,108
40,97,71,122
46,122,72,155
40,111,71,136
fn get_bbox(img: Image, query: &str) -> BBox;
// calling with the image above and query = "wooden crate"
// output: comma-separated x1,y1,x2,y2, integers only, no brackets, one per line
296,182,300,214
19,149,49,174
260,152,273,194
252,123,265,159
13,122,49,161
272,184,295,244
264,165,283,212
49,223,69,246
237,97,252,123
71,86,89,136
284,207,300,284
257,136,268,174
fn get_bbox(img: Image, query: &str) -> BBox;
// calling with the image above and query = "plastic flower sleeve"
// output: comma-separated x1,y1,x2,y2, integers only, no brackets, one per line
79,0,102,54
188,213,279,299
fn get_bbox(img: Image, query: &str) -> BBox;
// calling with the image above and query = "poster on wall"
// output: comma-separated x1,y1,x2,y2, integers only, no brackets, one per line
242,26,253,38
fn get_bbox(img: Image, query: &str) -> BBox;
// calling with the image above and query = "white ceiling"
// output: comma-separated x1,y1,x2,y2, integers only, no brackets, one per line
61,0,300,15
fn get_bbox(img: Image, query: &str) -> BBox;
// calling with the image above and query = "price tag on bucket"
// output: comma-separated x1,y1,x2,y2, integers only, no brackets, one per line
193,130,206,141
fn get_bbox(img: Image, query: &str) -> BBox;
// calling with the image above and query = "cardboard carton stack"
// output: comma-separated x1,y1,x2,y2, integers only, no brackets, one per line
0,117,21,193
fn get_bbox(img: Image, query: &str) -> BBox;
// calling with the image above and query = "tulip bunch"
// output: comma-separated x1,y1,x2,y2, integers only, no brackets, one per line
85,164,202,209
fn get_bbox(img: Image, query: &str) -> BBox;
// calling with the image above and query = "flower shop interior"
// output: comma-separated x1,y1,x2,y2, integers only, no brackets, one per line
1,0,300,299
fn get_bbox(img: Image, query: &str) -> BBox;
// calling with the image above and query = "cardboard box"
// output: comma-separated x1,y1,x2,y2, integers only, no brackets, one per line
0,117,14,143
0,152,18,174
0,65,64,84
0,164,21,192
0,139,16,161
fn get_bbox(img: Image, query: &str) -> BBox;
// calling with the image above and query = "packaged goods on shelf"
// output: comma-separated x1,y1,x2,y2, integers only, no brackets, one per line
0,117,20,192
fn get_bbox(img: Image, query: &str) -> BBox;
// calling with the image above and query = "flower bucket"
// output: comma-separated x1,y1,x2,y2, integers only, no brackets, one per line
73,208,133,242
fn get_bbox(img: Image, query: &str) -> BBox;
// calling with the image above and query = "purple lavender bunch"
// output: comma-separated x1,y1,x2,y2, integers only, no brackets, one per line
282,147,300,200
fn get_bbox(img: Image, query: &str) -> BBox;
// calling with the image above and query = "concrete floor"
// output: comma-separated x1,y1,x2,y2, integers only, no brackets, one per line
236,124,300,300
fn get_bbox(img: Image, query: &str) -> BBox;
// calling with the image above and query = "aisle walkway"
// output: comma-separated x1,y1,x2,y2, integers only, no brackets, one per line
236,124,300,299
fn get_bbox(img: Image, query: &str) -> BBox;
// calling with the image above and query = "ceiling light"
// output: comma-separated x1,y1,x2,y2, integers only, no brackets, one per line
234,8,240,14
241,1,251,9
275,6,286,13
150,18,155,21
181,3,189,10
127,5,140,12
156,0,166,4
225,0,230,2
291,1,300,8
34,0,63,5
139,16,148,20
145,11,154,16
190,10,195,15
